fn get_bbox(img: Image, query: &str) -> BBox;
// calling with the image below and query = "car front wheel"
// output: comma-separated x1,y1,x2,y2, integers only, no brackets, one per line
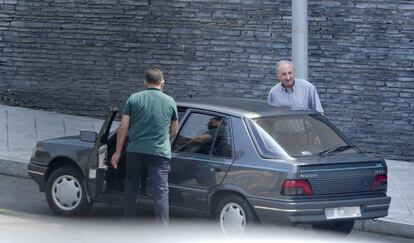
215,194,257,235
46,166,92,216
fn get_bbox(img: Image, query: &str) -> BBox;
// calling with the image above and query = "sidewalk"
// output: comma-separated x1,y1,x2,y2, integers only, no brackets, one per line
0,104,413,238
0,104,117,177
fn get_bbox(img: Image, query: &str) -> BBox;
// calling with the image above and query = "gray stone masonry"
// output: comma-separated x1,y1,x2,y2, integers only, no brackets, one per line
0,0,413,161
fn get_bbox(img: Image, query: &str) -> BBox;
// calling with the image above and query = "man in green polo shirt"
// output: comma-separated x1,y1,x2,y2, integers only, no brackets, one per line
111,68,178,224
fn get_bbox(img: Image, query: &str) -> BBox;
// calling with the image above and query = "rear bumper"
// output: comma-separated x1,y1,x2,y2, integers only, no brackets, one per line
248,195,391,224
27,162,48,192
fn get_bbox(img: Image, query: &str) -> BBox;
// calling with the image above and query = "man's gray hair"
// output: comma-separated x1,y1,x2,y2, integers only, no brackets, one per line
275,60,294,74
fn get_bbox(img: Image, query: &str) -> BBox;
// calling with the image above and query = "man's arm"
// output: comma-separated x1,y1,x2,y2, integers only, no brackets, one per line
267,88,273,105
192,133,212,143
170,120,178,138
311,87,324,115
177,132,212,151
111,115,130,169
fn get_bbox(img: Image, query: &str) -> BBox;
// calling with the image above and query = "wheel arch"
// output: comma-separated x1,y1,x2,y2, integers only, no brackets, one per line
45,156,83,184
208,184,256,219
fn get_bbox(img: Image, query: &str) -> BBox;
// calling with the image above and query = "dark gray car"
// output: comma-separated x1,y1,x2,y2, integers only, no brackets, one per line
28,98,390,234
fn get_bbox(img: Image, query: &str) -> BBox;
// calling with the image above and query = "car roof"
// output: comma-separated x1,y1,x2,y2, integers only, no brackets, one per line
176,97,318,119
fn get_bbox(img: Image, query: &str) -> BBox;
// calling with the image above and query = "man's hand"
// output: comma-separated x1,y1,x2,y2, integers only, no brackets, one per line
111,115,130,170
111,152,121,169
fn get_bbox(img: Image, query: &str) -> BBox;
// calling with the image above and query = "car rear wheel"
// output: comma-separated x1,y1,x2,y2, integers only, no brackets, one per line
46,166,92,216
215,194,257,235
312,220,355,234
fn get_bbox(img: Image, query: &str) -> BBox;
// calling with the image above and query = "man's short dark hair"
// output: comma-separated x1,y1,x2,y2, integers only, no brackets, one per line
146,68,164,84
210,116,221,121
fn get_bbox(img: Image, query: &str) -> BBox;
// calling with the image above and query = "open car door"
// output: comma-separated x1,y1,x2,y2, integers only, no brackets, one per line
86,107,118,200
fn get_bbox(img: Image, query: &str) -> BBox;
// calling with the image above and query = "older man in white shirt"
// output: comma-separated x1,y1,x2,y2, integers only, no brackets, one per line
268,60,324,113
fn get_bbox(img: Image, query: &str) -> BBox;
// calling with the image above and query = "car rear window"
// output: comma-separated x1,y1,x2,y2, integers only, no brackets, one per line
247,114,358,158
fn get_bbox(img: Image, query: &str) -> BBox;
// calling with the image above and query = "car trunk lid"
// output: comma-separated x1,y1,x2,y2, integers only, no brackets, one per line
296,156,387,195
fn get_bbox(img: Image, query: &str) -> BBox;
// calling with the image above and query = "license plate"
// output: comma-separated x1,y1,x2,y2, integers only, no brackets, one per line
325,206,361,219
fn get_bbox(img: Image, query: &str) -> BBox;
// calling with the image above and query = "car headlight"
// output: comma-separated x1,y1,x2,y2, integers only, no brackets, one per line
31,144,45,159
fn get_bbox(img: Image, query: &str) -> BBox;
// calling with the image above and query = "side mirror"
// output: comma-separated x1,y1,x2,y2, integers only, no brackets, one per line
80,131,97,143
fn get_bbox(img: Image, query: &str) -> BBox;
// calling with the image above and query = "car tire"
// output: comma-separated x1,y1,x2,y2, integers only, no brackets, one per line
215,194,257,235
46,166,93,216
312,220,355,234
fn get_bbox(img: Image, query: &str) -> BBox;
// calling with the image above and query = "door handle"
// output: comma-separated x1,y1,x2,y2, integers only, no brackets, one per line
210,166,222,172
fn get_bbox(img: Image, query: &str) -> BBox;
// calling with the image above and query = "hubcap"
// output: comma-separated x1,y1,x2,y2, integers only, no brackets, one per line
52,175,82,211
220,202,246,235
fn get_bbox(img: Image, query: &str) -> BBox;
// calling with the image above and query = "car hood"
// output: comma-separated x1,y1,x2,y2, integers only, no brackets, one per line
40,135,94,147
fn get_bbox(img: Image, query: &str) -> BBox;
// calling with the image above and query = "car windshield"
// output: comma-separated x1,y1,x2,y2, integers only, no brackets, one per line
248,114,359,158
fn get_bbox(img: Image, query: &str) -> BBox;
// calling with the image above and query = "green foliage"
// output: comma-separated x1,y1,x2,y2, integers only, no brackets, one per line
0,95,21,106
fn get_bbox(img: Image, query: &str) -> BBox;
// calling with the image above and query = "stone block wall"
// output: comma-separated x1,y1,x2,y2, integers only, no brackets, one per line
0,0,413,160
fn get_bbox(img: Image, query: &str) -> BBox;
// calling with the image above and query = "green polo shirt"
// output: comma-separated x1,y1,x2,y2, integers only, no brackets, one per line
123,88,178,159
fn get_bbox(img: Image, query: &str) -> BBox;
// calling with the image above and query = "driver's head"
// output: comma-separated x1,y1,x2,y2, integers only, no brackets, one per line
207,117,221,129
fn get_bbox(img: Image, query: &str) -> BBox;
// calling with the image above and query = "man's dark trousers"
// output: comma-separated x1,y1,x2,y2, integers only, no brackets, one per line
124,152,170,225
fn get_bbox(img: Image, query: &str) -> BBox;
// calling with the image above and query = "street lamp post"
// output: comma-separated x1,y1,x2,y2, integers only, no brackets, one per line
292,0,308,80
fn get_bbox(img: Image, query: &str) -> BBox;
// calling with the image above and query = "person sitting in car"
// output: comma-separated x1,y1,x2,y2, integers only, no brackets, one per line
179,116,227,156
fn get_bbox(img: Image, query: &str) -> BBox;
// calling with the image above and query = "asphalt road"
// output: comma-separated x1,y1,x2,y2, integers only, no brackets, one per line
0,173,412,243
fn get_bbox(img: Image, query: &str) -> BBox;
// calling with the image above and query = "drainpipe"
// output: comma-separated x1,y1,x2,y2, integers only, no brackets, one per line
292,0,308,80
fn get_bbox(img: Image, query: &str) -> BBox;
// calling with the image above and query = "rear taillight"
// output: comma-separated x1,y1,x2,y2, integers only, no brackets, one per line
371,174,387,191
281,179,313,196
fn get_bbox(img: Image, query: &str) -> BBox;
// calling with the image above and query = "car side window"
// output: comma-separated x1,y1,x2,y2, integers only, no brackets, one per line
172,113,232,158
211,118,232,158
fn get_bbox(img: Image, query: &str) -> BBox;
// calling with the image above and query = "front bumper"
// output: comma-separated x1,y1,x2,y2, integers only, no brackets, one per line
27,162,48,192
248,195,391,224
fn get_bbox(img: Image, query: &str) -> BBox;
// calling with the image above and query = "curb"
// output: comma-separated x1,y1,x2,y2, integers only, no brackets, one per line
0,158,29,178
355,218,414,239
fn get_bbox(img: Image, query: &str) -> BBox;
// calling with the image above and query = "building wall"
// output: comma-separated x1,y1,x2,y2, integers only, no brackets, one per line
1,0,413,160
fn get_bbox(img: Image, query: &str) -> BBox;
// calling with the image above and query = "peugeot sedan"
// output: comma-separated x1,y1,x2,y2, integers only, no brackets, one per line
28,98,390,234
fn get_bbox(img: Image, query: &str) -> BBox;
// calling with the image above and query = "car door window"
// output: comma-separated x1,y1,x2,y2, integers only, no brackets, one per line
173,113,231,158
